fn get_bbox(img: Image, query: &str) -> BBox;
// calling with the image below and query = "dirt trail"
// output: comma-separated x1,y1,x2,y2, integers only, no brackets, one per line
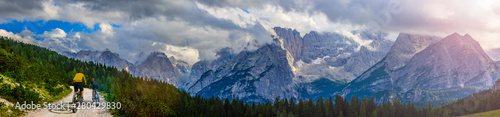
25,87,112,117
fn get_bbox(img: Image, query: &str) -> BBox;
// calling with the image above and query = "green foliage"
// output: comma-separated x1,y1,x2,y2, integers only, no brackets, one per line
0,37,73,106
428,88,500,117
0,102,23,116
0,84,41,104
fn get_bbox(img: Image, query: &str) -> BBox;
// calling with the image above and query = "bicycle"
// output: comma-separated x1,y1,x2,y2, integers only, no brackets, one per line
72,91,83,113
92,90,100,102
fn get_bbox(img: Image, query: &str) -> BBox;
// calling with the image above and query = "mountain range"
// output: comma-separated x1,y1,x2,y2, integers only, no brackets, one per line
63,48,188,87
57,28,500,106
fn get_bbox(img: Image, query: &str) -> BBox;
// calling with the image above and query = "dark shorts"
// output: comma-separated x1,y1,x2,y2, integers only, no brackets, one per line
73,82,83,93
92,84,99,90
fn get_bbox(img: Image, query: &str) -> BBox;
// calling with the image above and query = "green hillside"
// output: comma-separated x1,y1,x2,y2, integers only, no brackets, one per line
429,88,500,117
0,37,73,116
0,36,196,116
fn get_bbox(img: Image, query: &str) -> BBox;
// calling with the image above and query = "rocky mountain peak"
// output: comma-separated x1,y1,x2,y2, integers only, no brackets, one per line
197,43,296,103
135,52,181,86
101,49,119,57
441,33,477,44
273,27,303,61
74,50,102,62
343,32,499,105
384,33,441,71
149,52,168,58
216,47,235,59
398,33,498,90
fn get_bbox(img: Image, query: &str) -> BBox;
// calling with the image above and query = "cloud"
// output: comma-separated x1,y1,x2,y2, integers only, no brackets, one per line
0,29,39,44
42,28,67,38
40,28,86,53
2,0,500,65
0,0,44,19
98,23,114,36
0,0,277,64
197,0,500,49
197,3,363,37
105,17,264,63
385,0,500,49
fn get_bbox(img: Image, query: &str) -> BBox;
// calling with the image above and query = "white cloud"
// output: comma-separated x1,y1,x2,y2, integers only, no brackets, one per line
107,17,256,63
337,31,373,51
0,29,39,45
41,0,59,19
40,28,84,53
42,28,67,38
198,3,362,37
163,43,200,65
74,32,81,39
99,23,114,36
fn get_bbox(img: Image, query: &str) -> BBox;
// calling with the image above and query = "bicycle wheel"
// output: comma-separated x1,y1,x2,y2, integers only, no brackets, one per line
72,105,77,113
72,93,78,113
95,91,100,102
72,93,76,103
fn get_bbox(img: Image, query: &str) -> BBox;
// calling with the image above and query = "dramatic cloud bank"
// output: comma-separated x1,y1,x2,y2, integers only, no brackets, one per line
1,0,499,64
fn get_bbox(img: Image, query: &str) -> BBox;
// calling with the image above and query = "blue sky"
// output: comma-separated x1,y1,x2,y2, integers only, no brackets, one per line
241,8,250,13
0,20,121,40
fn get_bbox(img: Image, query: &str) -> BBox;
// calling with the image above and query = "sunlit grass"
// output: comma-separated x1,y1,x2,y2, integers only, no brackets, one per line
461,109,500,117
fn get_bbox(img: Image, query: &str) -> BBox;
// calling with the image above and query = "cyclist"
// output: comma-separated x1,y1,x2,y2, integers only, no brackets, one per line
89,78,99,99
73,70,87,100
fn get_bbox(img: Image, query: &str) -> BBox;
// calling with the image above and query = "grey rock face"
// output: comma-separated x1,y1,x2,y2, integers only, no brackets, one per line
273,27,304,61
135,52,181,86
186,47,236,92
61,51,77,58
188,70,215,94
98,49,136,72
64,49,188,87
273,27,393,81
348,33,441,85
273,27,359,64
189,60,211,81
343,46,387,77
169,56,189,74
395,33,498,90
197,44,295,103
190,48,235,79
75,50,102,62
301,31,359,63
341,31,394,77
66,49,135,72
344,33,499,105
383,33,441,71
